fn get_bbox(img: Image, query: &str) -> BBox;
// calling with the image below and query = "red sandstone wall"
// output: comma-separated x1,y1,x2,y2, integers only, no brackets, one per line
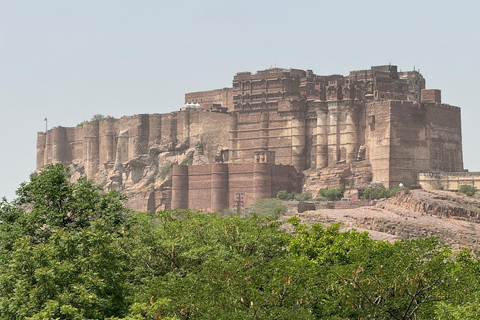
185,88,233,111
365,101,392,186
388,101,430,187
425,103,463,172
37,110,230,178
171,163,298,213
187,165,213,211
227,164,256,209
421,89,441,103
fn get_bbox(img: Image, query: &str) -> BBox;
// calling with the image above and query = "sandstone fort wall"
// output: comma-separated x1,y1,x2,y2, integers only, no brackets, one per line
36,64,466,213
171,163,299,213
37,109,231,179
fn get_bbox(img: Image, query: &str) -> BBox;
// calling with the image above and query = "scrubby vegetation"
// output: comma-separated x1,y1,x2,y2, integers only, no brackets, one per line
1,164,480,319
180,156,193,166
277,190,313,201
458,185,477,197
360,186,403,200
318,186,345,201
159,160,177,179
77,114,116,126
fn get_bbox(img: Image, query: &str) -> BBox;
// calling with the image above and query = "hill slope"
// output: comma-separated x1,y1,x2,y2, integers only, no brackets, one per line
280,189,480,252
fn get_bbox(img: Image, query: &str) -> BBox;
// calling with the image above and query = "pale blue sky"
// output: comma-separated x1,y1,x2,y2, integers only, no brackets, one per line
1,0,479,200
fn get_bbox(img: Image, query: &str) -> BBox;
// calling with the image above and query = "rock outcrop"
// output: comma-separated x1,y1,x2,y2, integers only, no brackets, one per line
302,160,373,197
281,190,480,252
384,189,480,222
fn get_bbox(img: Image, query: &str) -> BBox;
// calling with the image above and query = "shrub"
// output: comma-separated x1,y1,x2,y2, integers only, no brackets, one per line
361,186,402,200
295,192,313,201
90,114,115,122
318,186,345,201
276,190,295,201
459,185,477,197
277,191,313,201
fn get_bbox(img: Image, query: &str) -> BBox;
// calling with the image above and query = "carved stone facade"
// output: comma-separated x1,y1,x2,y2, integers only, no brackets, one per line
36,64,465,212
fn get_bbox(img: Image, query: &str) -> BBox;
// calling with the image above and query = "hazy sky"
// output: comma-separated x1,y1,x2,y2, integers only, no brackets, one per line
1,0,479,200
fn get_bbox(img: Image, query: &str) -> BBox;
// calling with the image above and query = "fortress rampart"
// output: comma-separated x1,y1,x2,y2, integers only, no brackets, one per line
171,162,299,212
36,64,465,212
37,109,231,179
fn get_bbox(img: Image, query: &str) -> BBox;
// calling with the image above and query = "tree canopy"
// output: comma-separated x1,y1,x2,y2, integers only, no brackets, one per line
0,164,479,319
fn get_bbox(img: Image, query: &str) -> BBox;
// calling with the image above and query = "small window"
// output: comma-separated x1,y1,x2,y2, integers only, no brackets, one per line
368,115,375,131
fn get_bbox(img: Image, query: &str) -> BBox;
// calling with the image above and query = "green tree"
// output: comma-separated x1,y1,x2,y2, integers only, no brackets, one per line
0,164,133,319
318,186,345,201
124,211,316,319
1,163,478,319
294,192,313,201
288,218,474,319
90,114,115,122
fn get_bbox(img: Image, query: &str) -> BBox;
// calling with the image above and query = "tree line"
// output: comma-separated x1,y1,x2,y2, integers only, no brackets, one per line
0,164,479,319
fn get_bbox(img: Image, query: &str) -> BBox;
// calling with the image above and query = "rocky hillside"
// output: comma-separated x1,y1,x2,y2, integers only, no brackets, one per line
280,189,480,252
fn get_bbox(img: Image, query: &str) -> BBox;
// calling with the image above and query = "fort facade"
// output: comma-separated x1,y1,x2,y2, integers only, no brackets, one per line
186,65,463,187
36,64,465,213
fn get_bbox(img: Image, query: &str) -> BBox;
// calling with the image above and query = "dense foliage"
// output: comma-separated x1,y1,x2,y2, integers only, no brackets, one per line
1,164,480,319
318,186,345,201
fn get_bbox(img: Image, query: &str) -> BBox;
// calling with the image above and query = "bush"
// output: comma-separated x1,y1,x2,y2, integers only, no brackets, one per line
90,114,115,122
295,192,313,201
459,185,477,197
318,186,345,201
276,191,313,201
277,190,295,200
250,198,287,216
361,186,402,200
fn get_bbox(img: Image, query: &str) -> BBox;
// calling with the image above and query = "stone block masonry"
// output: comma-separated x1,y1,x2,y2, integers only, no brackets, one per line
36,64,466,213
171,163,299,213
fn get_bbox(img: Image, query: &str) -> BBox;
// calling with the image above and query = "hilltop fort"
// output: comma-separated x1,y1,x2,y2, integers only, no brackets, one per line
36,64,473,213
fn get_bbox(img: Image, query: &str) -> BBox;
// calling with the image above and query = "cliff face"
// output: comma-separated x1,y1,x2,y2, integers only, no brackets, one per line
36,109,230,212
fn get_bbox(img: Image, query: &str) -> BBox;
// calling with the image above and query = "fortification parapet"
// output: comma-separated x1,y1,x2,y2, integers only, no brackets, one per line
133,114,150,157
148,114,162,145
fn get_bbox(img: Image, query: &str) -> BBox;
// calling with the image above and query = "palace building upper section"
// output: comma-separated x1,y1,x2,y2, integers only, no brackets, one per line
185,64,427,112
